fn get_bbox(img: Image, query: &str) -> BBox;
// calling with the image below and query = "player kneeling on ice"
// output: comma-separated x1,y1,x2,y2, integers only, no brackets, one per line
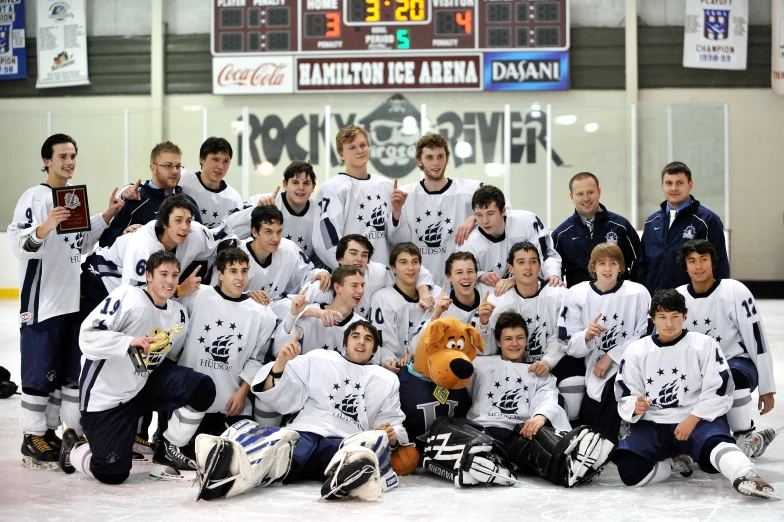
423,311,614,488
612,289,777,499
248,321,409,500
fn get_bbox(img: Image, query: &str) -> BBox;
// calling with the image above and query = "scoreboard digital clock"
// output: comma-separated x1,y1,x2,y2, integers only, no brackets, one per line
212,0,568,55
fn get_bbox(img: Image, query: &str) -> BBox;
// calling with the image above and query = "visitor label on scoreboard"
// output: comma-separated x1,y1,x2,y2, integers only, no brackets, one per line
212,55,294,94
683,0,748,70
295,54,481,92
0,0,26,81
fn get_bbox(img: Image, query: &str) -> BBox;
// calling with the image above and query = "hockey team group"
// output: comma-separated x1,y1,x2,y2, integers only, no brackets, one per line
5,125,779,503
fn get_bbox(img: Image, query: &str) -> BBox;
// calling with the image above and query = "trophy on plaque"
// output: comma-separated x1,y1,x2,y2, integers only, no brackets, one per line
52,184,91,234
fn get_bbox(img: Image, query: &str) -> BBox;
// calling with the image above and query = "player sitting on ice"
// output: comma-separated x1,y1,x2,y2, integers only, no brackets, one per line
250,321,409,500
613,289,777,499
676,240,780,458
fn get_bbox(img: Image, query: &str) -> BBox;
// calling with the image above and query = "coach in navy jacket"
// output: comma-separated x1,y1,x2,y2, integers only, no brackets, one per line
552,172,641,288
639,162,729,292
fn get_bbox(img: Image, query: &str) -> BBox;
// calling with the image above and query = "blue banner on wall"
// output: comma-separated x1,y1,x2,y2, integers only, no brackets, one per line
0,0,26,81
484,51,569,91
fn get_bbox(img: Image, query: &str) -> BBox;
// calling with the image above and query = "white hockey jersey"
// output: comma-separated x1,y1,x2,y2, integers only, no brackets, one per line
312,173,394,270
85,220,233,292
480,282,567,370
388,178,483,285
179,170,242,228
677,279,776,396
176,285,277,415
79,285,189,412
370,285,429,365
240,238,326,300
557,280,651,401
271,304,364,357
467,356,571,432
459,209,561,281
224,191,320,263
252,350,409,442
8,184,108,325
615,331,733,425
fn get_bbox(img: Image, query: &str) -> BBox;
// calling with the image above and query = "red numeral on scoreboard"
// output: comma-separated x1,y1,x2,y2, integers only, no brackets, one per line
326,12,340,37
457,11,472,35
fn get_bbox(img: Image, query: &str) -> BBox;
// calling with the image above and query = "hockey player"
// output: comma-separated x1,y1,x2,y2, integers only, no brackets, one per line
163,248,277,469
459,185,561,293
639,161,729,292
223,160,322,266
388,134,500,285
613,289,776,499
252,321,409,499
58,251,216,484
552,172,640,287
676,240,779,457
178,137,242,228
312,125,396,270
8,133,124,469
100,141,201,247
238,205,329,316
557,242,651,442
371,243,431,372
479,242,584,420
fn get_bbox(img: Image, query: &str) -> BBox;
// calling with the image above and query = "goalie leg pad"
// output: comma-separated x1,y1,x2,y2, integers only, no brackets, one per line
321,446,381,501
339,430,398,491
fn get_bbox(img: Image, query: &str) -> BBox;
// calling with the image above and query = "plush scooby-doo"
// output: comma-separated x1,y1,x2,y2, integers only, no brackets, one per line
397,317,484,455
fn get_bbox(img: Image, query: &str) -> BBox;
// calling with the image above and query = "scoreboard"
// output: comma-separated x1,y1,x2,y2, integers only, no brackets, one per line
212,0,569,55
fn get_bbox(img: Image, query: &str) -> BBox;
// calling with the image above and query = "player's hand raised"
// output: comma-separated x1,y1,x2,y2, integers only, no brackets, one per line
248,289,272,306
289,286,309,316
103,187,124,222
390,179,408,222
274,330,301,370
122,179,142,201
584,313,608,341
478,291,495,326
431,281,452,320
178,265,202,296
256,186,279,207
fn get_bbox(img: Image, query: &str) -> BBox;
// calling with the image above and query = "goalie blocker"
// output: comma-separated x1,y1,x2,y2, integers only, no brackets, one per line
424,416,614,488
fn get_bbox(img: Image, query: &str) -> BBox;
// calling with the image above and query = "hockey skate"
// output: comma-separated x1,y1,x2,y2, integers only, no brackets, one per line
44,428,62,452
59,428,85,475
669,455,694,477
132,435,155,465
735,428,761,458
733,472,780,500
21,432,58,470
150,437,197,482
751,427,783,458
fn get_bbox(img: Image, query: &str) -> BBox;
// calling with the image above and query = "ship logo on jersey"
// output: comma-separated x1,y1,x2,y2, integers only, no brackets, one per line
683,225,696,240
599,324,621,353
656,378,680,409
605,231,619,244
523,324,544,363
497,389,522,414
420,221,443,247
370,204,386,231
329,379,365,429
205,335,233,364
335,394,360,421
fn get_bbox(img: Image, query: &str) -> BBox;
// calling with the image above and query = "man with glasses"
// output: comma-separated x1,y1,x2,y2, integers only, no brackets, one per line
99,141,201,247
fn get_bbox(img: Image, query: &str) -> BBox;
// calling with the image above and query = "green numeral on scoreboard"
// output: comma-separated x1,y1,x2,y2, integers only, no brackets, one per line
397,29,410,49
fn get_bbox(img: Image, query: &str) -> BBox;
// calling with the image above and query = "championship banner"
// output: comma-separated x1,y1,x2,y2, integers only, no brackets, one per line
36,0,89,88
683,0,748,70
0,0,26,81
773,0,784,95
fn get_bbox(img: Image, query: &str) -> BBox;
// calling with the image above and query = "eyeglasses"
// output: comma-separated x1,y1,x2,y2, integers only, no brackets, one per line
155,163,183,171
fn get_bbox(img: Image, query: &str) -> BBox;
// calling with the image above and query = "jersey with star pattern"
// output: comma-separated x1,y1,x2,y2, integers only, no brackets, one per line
271,304,364,358
178,169,242,228
371,285,429,365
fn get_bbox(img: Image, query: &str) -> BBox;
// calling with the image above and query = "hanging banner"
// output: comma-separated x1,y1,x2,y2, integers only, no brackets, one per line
0,0,26,81
36,0,89,88
683,0,748,70
774,0,784,95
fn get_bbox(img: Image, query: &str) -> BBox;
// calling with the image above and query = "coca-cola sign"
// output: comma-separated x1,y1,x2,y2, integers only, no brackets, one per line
212,56,294,95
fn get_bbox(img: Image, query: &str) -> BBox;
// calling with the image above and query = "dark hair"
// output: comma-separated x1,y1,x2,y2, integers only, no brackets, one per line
283,160,316,184
199,136,233,160
568,172,600,193
677,240,717,273
508,241,540,266
415,133,451,164
472,185,505,212
156,194,194,231
216,247,249,272
336,234,374,263
343,320,380,355
41,134,78,172
150,141,182,163
390,242,421,266
146,250,180,274
494,311,528,344
331,265,364,296
444,251,477,275
661,161,692,182
251,205,284,231
650,289,687,316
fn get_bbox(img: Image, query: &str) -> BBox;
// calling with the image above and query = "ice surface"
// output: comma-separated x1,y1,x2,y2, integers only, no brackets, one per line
1,301,783,521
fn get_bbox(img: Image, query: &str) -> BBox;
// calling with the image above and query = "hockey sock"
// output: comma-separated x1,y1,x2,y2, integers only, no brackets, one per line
558,376,585,421
70,443,94,478
60,385,83,437
709,441,754,484
253,400,282,428
636,461,671,487
727,388,754,433
163,406,205,447
45,389,62,431
20,391,49,435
